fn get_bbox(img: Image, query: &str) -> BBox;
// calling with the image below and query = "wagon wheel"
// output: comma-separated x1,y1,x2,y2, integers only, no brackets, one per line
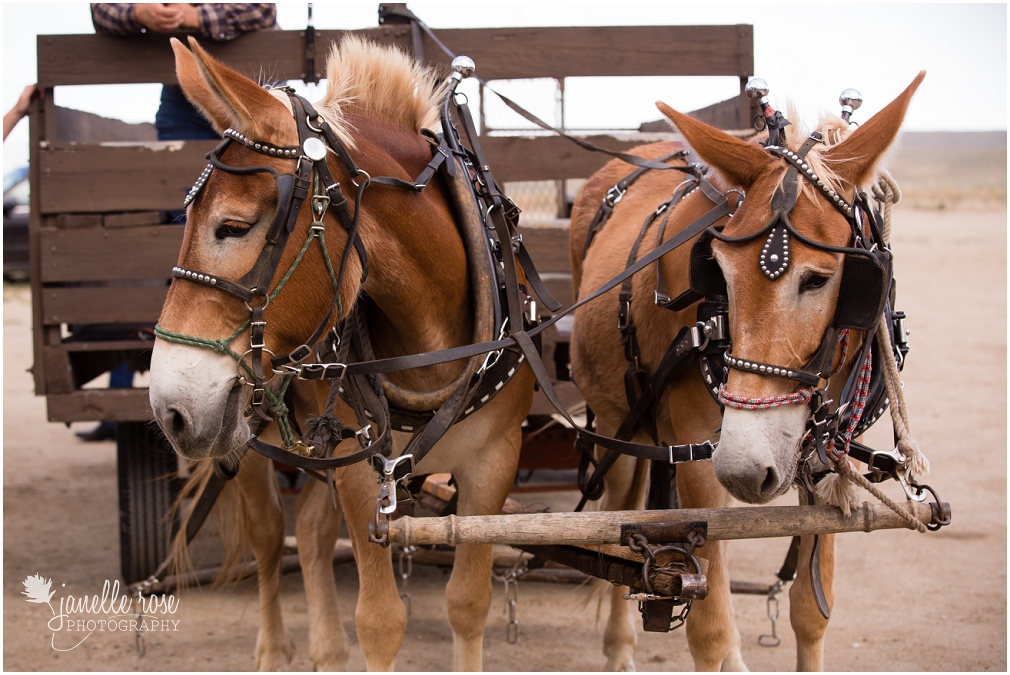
116,422,181,584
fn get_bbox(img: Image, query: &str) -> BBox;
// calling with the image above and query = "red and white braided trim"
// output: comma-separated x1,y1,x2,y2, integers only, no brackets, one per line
718,384,813,410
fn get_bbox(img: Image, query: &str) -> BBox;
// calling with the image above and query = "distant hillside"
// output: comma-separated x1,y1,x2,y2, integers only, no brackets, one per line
885,131,1005,209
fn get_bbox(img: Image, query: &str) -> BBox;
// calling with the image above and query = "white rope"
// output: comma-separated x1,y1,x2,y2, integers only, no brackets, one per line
818,173,930,533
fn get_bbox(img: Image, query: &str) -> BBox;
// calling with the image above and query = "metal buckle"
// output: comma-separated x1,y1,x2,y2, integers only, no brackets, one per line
289,344,312,363
604,185,626,207
617,298,631,330
297,362,346,381
249,321,267,349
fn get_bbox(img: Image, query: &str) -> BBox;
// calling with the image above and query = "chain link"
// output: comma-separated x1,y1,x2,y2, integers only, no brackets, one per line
398,545,416,617
758,580,783,647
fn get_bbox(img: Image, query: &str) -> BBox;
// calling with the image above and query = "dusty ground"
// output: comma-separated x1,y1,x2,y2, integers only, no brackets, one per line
3,206,1006,671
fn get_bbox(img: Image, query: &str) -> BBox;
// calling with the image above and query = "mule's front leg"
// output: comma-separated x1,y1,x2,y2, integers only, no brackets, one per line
677,461,747,672
295,475,349,671
597,437,651,672
790,531,835,671
235,452,295,671
333,459,406,671
447,443,520,671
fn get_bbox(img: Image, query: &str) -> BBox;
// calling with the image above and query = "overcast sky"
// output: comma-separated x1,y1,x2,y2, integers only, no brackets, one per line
3,2,1007,174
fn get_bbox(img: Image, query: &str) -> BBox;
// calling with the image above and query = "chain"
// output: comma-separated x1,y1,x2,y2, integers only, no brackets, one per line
758,580,783,647
133,589,146,657
398,545,416,617
492,557,526,645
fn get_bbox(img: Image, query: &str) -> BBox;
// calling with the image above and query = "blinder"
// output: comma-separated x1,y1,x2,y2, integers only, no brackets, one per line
688,233,891,335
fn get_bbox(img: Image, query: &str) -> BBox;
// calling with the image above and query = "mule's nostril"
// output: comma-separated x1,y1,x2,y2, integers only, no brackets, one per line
760,466,780,495
170,408,186,437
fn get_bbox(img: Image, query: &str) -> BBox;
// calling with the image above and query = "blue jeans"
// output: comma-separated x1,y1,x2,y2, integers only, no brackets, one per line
158,86,220,222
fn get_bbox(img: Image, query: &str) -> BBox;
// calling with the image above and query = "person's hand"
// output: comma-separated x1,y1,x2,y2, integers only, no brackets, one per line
4,85,39,141
169,4,201,30
134,3,184,33
12,85,37,118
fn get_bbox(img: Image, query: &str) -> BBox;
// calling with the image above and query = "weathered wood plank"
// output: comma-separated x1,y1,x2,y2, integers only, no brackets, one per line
39,225,183,283
518,226,571,273
36,29,410,87
46,388,153,423
421,25,754,80
37,26,751,87
481,134,677,182
36,135,673,213
38,142,215,214
41,286,168,325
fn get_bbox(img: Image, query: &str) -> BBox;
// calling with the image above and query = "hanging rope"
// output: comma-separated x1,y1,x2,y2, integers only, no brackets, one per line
818,173,929,532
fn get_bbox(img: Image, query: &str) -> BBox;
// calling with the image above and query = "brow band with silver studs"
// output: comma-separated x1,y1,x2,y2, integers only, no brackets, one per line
183,163,214,207
766,144,854,218
223,128,301,158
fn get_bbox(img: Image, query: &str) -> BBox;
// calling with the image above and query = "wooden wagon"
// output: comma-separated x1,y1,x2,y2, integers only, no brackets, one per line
36,4,925,590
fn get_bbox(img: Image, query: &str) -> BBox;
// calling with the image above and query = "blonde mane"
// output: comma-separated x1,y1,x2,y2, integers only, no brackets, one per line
315,36,445,149
780,110,863,202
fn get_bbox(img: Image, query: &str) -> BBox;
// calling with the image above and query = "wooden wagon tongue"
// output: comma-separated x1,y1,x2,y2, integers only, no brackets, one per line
372,498,947,632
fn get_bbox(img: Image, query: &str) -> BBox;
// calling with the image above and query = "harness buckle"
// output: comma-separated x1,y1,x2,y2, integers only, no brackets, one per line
289,344,313,363
617,296,632,331
297,362,346,381
604,185,626,207
249,321,267,349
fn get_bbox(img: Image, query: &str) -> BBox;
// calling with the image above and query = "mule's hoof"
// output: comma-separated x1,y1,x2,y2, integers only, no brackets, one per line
255,635,295,671
605,654,637,672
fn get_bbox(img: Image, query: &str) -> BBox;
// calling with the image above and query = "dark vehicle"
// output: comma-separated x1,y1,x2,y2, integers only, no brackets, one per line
4,166,30,280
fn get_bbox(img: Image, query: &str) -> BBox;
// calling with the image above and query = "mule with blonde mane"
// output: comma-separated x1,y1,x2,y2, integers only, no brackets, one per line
149,37,534,670
569,73,926,670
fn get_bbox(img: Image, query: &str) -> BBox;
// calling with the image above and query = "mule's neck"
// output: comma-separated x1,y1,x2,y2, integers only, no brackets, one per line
343,118,473,385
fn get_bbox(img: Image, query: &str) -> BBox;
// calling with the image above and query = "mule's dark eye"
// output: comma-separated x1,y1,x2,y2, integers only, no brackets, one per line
800,273,830,292
215,220,252,239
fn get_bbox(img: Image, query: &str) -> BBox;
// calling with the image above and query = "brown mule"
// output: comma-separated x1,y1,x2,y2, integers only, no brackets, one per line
570,73,924,670
150,37,534,670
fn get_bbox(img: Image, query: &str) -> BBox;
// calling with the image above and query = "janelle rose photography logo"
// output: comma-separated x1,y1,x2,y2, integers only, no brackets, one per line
22,574,181,651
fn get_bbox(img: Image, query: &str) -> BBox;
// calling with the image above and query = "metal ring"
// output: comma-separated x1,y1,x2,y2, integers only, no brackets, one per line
351,169,371,188
239,347,278,385
306,114,325,133
453,91,469,106
244,294,270,312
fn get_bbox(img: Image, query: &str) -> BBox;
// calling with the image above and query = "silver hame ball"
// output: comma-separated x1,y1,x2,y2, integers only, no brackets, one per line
839,88,863,110
745,78,770,101
451,56,476,79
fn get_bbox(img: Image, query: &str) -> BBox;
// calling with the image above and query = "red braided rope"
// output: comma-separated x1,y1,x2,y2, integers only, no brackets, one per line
718,384,812,410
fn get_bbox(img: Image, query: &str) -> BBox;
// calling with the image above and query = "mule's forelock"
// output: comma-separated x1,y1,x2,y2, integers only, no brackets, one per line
316,36,446,149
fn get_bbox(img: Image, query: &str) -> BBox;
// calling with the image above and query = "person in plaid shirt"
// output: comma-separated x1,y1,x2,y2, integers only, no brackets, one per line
91,4,276,42
77,5,277,442
90,4,277,141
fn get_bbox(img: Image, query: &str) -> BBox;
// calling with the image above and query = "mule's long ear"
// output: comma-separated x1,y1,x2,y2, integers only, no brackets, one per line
176,36,292,140
822,71,925,186
656,100,774,188
171,38,233,132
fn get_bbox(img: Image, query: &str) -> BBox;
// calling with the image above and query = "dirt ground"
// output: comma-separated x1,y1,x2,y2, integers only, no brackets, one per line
3,206,1006,671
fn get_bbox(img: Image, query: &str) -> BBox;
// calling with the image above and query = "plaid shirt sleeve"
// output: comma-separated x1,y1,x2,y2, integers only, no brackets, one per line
90,4,144,35
196,4,277,41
